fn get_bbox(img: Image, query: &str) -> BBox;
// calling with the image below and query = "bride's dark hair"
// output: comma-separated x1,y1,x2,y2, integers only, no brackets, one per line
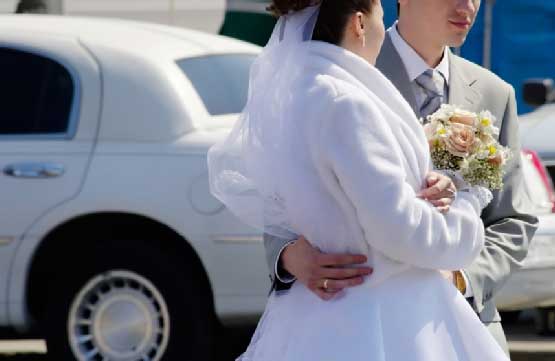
269,0,374,45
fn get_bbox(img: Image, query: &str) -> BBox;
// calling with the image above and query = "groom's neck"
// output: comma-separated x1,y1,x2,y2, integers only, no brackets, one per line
396,20,445,68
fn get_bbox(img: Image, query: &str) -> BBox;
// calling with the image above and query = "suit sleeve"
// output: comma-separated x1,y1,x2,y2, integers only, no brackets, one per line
322,94,485,270
264,232,297,290
463,86,539,313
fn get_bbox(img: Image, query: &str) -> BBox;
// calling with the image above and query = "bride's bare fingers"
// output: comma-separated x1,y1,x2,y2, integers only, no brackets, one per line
433,186,456,201
420,176,451,199
438,206,450,214
433,204,450,213
420,173,456,201
419,188,456,201
429,198,453,208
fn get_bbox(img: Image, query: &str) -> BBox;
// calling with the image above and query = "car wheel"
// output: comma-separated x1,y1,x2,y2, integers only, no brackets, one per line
534,307,555,336
44,240,215,361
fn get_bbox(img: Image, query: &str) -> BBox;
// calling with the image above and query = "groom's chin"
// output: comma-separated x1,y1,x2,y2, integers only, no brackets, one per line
448,35,468,49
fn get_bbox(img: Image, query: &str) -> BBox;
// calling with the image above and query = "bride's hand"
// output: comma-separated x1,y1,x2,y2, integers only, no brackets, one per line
418,172,456,214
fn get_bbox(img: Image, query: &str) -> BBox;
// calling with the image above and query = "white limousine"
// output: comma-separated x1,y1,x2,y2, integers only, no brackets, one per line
0,15,265,361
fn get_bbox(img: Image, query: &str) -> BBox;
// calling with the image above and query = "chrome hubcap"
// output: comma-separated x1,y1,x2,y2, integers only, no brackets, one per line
68,270,170,361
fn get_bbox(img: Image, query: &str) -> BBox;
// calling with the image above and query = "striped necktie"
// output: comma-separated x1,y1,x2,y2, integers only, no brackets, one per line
415,69,445,121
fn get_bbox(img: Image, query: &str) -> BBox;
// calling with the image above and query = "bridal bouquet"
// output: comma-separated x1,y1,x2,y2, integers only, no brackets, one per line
423,104,511,190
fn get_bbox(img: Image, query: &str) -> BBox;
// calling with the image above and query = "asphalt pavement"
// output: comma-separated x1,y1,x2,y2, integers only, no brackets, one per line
0,320,552,361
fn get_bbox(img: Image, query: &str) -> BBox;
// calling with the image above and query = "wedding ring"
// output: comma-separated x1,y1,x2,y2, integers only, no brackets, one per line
323,279,329,290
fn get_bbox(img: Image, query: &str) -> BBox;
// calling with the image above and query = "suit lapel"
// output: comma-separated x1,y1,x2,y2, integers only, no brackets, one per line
376,33,419,116
377,35,482,115
448,50,481,111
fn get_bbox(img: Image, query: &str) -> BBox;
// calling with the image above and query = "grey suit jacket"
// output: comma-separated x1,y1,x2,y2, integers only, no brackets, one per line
264,34,538,323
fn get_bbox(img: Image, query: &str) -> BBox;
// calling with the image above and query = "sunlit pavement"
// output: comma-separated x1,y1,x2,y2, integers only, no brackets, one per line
0,321,552,361
0,339,44,360
507,321,555,361
0,323,257,361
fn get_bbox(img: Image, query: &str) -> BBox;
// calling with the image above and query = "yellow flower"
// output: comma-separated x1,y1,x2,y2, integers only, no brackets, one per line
489,145,497,155
437,128,447,135
481,118,491,127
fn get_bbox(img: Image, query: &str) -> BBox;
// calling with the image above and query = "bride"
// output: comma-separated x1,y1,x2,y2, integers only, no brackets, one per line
208,0,509,360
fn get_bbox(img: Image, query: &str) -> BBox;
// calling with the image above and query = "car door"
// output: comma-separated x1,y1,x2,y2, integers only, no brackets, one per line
176,53,271,315
0,32,101,318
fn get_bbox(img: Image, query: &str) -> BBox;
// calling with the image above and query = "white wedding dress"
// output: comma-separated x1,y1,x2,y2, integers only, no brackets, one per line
208,6,510,361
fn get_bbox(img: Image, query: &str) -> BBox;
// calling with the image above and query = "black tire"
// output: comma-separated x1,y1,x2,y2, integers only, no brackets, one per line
500,310,521,324
534,307,555,336
43,239,215,361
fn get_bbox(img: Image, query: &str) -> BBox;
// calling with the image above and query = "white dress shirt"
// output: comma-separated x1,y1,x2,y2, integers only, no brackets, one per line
388,22,450,112
275,241,296,283
389,22,474,298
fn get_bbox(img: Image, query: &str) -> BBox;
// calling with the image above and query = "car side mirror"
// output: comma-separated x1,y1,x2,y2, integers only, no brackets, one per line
523,78,555,107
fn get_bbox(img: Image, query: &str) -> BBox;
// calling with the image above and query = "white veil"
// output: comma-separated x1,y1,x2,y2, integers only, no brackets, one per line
207,4,321,238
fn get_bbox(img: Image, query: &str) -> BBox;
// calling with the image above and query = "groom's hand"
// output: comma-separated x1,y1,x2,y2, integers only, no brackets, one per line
418,172,456,214
281,236,373,300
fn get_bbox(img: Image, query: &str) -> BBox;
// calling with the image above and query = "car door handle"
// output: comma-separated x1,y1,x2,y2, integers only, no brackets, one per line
3,162,65,178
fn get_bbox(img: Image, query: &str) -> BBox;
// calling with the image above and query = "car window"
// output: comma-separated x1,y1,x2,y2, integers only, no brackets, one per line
0,47,74,135
177,54,255,116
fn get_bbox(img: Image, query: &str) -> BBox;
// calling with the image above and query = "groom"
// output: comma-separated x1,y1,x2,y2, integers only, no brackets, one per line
264,0,538,355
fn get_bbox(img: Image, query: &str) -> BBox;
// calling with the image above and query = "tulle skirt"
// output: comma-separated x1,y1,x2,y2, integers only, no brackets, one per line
237,268,509,361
